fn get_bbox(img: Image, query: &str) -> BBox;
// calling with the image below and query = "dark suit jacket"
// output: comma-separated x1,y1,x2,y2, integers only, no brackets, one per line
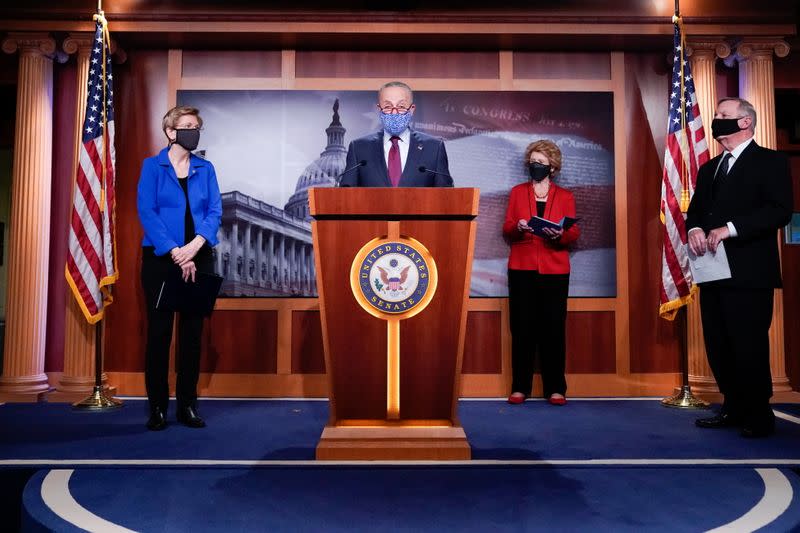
686,141,793,288
340,129,453,187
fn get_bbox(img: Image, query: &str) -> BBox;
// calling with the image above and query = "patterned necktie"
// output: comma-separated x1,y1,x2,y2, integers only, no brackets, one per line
712,153,732,199
388,136,402,187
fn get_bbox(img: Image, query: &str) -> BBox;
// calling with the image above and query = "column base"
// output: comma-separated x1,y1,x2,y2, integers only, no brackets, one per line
771,376,793,393
0,373,51,403
688,375,720,394
316,424,471,461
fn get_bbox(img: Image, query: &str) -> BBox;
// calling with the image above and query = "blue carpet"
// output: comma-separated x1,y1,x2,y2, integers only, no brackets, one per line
1,399,799,463
775,403,800,418
21,466,800,532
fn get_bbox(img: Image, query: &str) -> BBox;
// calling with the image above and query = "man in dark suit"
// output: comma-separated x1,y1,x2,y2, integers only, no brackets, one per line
687,97,793,438
339,81,453,187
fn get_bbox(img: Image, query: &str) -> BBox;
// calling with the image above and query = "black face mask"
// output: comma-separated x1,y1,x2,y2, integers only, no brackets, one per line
174,128,200,151
711,117,744,139
528,162,551,182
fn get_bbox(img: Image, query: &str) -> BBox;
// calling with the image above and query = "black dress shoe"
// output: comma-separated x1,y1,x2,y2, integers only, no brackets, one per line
695,412,740,429
146,408,167,431
177,406,206,428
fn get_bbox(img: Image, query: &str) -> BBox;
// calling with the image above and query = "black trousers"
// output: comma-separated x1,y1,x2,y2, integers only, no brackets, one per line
141,247,213,413
508,269,570,397
699,284,775,424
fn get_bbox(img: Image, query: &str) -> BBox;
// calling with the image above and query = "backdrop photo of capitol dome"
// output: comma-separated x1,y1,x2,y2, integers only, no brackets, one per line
177,90,615,297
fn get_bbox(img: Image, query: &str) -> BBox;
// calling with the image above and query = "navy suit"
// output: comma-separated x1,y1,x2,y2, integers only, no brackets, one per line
340,129,453,187
686,141,793,428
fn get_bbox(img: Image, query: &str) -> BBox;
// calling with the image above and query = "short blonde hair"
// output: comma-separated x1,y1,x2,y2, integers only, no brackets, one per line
524,139,562,176
162,106,203,139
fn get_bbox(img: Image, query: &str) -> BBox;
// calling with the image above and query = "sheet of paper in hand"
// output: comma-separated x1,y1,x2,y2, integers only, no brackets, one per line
687,241,732,284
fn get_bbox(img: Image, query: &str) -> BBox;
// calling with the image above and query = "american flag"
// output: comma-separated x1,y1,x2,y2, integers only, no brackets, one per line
659,18,709,320
65,15,117,324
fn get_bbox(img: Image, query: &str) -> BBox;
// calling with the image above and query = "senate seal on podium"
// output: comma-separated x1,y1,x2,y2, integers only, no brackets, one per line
350,236,438,320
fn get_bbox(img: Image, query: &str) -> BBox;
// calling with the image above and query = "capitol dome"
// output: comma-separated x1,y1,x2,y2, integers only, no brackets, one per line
284,99,347,220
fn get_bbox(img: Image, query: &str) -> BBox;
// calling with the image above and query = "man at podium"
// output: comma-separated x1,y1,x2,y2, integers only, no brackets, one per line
339,81,453,188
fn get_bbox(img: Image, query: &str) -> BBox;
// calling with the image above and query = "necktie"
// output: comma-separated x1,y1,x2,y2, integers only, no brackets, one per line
712,153,732,199
388,136,402,187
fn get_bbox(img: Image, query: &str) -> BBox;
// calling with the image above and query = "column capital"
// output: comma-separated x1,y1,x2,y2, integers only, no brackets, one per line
2,32,56,57
733,37,790,63
62,32,127,63
62,32,95,56
685,38,732,61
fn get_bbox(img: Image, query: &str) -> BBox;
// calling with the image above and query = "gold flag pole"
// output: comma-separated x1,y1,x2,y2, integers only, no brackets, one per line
661,1,709,410
74,3,122,411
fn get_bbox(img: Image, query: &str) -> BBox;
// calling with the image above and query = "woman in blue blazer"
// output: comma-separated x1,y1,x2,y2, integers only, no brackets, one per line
137,105,222,431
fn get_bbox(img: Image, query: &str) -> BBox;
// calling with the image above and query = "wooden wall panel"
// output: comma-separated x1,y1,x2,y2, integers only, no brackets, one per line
104,50,170,372
514,52,611,80
295,51,499,79
201,310,277,373
182,51,282,78
623,52,681,374
291,310,325,374
566,311,616,373
782,155,800,391
462,311,502,374
44,57,78,373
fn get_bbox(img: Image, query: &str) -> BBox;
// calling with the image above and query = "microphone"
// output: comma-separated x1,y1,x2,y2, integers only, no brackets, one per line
336,160,366,187
418,166,452,179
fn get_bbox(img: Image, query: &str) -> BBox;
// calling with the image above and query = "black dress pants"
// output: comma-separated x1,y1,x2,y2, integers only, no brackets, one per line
141,247,213,413
508,269,570,397
699,284,775,425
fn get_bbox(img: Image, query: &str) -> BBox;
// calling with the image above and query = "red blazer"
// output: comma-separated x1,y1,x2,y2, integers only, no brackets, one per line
502,182,580,274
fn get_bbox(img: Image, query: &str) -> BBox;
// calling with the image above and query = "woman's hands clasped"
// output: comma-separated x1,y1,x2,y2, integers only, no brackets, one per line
180,260,197,282
170,235,207,267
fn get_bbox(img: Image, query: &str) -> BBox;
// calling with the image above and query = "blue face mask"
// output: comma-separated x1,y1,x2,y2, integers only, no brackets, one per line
379,111,413,136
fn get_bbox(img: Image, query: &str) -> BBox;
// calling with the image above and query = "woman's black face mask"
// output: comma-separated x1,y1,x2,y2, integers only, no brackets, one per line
174,128,200,151
528,162,551,182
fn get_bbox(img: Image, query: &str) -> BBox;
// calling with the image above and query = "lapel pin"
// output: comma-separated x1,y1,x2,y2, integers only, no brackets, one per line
417,144,423,150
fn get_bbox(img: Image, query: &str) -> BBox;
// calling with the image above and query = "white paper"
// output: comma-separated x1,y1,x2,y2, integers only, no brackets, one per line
687,241,732,283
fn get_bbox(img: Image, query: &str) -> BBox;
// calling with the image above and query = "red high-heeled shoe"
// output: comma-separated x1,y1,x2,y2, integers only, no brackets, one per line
507,393,526,404
548,395,567,406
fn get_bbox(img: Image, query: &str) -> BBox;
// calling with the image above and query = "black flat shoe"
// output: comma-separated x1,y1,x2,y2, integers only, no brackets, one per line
146,408,167,431
177,406,206,428
695,412,740,429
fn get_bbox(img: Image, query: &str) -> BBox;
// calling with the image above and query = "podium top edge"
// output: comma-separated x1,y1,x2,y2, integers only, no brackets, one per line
308,187,480,217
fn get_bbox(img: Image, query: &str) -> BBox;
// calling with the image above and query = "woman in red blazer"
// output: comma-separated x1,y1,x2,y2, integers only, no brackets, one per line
502,139,580,406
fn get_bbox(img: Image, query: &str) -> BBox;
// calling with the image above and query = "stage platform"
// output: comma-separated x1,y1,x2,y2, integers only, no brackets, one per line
2,398,800,531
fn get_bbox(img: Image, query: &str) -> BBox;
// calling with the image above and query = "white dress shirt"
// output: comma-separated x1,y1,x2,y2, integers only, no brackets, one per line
689,136,754,238
383,128,410,173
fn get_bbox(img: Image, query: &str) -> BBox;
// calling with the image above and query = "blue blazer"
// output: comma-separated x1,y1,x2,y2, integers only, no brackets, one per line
340,129,453,187
137,147,222,256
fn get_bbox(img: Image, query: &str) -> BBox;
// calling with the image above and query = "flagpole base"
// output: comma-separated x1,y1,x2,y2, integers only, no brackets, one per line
72,385,123,411
661,385,710,409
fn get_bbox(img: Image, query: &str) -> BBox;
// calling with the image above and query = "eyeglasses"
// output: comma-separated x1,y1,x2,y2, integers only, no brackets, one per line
378,104,412,115
175,125,202,131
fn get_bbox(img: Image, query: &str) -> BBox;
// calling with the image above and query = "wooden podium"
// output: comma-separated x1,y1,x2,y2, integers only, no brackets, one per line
309,187,479,460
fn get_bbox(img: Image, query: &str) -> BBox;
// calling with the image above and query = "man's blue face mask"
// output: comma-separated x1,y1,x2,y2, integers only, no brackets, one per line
379,110,413,136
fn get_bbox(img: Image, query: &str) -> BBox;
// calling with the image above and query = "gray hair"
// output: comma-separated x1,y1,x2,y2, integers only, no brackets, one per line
718,97,757,132
378,81,413,102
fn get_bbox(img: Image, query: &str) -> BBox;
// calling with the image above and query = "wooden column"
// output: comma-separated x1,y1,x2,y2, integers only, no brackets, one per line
734,37,792,392
0,33,56,402
685,38,731,394
50,33,114,402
